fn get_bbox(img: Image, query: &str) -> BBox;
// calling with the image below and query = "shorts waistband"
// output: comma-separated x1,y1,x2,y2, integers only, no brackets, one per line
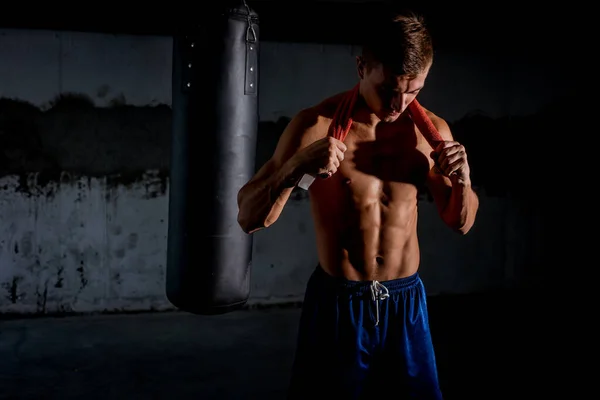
312,264,420,297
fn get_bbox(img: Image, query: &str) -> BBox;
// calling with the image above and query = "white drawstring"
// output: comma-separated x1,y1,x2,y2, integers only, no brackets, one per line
370,280,389,326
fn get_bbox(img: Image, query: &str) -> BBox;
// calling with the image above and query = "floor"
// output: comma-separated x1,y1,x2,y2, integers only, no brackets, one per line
0,290,573,399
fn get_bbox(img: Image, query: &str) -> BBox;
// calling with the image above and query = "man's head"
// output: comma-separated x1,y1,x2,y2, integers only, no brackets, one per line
357,10,433,122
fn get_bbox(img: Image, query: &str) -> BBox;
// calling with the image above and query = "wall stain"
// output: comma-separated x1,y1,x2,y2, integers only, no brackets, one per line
54,266,64,288
112,272,122,285
2,276,23,303
0,93,171,196
76,261,88,290
35,280,48,313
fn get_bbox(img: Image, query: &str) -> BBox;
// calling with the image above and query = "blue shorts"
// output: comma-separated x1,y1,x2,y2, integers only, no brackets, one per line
287,265,443,399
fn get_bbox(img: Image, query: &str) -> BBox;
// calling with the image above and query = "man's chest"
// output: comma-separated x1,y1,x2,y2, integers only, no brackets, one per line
338,124,433,188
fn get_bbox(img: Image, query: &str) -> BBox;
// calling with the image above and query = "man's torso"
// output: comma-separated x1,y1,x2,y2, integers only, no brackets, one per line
306,96,436,282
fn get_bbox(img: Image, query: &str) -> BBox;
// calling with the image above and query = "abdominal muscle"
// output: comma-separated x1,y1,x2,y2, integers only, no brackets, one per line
308,176,422,282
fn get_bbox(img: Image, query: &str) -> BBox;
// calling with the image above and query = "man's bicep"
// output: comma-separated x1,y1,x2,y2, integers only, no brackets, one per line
430,113,454,143
246,109,316,185
271,108,318,165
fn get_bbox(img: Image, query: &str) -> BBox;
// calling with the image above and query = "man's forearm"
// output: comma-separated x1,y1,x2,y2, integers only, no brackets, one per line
443,179,479,234
237,158,303,234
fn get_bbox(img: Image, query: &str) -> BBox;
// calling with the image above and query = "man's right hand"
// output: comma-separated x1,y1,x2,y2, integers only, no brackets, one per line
294,137,347,179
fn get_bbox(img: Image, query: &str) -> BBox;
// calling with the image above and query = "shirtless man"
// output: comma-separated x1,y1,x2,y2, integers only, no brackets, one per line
237,10,479,400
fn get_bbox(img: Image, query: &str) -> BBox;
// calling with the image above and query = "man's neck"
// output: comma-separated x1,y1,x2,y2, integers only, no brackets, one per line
352,94,382,128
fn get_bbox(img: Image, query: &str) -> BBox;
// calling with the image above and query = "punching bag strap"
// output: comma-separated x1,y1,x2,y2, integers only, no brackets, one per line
244,0,258,96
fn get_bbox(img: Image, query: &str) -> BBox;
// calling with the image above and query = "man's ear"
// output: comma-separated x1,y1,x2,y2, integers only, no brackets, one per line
356,56,365,79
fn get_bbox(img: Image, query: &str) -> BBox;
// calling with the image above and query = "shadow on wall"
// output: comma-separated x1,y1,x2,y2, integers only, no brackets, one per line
0,93,172,196
450,100,566,198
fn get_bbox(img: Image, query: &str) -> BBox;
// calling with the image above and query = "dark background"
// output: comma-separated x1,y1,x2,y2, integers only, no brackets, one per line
0,1,591,398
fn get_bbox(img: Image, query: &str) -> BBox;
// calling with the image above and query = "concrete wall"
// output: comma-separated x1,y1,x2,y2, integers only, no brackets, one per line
0,27,562,315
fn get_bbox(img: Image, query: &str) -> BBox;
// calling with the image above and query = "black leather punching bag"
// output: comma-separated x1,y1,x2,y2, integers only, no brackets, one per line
166,1,259,315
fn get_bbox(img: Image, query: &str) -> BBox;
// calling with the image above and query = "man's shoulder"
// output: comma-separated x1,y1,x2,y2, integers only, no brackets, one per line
283,105,327,143
301,89,353,120
292,90,348,129
285,88,356,145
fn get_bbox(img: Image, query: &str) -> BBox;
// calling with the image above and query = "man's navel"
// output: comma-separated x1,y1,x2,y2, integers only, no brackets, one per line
380,192,390,206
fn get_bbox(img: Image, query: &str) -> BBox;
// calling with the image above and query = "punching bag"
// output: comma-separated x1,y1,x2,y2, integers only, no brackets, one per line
166,1,259,315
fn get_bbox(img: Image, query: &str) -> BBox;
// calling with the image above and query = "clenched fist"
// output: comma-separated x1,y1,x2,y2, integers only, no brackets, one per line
296,137,347,179
431,141,471,185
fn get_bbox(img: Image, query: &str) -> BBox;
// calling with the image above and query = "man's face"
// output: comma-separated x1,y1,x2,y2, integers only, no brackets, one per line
357,57,430,123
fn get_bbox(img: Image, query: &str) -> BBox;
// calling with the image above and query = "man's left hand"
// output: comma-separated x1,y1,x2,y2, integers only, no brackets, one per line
431,141,471,185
